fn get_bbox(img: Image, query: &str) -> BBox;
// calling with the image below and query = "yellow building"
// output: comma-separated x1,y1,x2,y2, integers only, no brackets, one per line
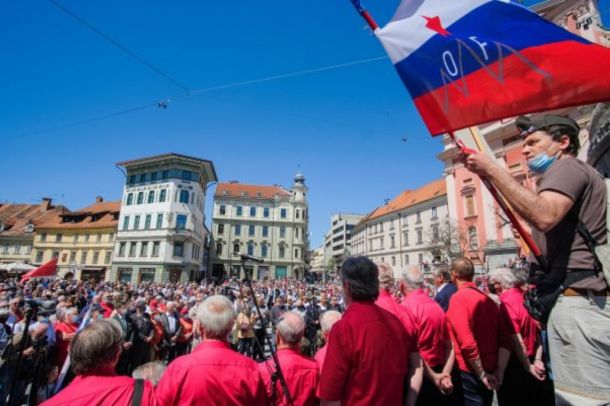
32,197,120,281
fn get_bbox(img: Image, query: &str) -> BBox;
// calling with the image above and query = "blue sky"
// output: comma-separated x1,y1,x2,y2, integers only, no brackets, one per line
1,0,609,247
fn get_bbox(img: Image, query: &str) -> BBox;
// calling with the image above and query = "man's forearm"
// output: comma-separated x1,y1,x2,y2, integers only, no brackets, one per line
511,334,532,370
467,356,486,378
407,353,424,406
442,346,455,377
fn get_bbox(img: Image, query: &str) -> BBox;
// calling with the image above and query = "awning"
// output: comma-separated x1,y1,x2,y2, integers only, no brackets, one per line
0,262,36,272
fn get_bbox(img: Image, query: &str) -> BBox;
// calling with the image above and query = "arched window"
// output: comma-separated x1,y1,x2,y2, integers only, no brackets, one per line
279,245,285,258
261,243,268,258
233,243,240,254
126,193,133,205
247,242,254,256
216,242,222,256
469,227,479,250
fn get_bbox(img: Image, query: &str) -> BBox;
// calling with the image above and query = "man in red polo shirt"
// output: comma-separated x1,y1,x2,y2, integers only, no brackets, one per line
400,265,454,406
488,268,550,406
155,295,267,405
314,310,341,371
320,256,421,406
259,311,319,406
42,320,156,406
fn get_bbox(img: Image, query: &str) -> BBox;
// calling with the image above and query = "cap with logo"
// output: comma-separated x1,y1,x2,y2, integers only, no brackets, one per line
515,114,580,138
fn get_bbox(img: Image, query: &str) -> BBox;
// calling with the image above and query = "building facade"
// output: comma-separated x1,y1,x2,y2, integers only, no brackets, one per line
323,213,365,271
109,153,217,284
351,179,448,277
437,0,610,271
209,173,309,280
32,197,120,280
0,198,67,265
309,246,325,276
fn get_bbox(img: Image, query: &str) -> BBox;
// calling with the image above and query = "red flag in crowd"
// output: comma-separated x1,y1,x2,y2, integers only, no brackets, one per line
21,257,58,282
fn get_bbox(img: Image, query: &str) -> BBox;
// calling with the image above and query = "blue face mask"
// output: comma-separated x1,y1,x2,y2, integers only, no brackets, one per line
527,152,557,174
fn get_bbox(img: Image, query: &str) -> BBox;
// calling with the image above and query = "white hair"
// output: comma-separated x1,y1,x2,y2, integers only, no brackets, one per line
401,265,424,289
132,361,167,386
197,295,236,340
320,310,341,334
488,268,518,289
276,311,305,344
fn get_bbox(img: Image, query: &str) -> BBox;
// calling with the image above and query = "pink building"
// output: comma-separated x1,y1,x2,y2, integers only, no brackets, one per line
438,0,610,272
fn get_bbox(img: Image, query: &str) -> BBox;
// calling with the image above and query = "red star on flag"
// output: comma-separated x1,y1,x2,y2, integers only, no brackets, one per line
423,16,451,37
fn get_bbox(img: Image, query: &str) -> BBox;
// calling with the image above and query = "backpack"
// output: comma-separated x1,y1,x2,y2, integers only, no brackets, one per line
576,178,610,287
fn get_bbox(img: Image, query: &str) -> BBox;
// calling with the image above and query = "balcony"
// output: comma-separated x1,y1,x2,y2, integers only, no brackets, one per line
171,228,196,241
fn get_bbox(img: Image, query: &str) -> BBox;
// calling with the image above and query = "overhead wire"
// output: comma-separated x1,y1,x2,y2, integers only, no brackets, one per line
47,0,191,94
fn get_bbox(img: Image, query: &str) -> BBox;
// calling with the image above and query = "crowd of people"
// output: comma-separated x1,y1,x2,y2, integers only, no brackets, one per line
0,113,608,405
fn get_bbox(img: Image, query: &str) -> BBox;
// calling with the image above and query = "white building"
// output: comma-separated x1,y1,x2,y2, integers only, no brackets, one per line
209,173,309,280
309,246,325,275
351,179,448,277
109,153,217,283
323,213,365,271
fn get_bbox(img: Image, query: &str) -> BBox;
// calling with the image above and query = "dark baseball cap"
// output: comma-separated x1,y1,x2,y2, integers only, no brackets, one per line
516,114,580,138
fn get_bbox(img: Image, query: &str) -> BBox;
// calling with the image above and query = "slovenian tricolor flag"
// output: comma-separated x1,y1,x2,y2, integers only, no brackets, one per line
368,0,610,135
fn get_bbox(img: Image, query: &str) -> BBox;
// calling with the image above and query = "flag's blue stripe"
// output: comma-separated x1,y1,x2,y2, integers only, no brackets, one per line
351,0,366,13
395,1,589,98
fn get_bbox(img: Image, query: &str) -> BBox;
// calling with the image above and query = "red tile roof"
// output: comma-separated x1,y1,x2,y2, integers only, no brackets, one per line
215,182,291,200
36,200,121,230
0,202,68,237
362,178,447,223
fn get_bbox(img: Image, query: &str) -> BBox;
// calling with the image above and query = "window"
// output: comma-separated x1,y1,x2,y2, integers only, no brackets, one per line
96,233,102,242
432,225,439,241
380,237,384,249
218,224,225,234
294,248,299,259
182,170,192,180
152,241,160,257
263,207,270,218
118,242,126,257
233,243,240,254
262,225,269,237
247,242,254,256
248,225,255,237
250,206,256,217
159,189,167,202
392,256,396,266
404,232,409,246
469,227,479,250
295,209,300,219
416,211,422,223
465,195,476,217
156,214,163,229
137,192,144,205
126,193,134,205
80,251,87,264
144,214,152,230
74,234,79,243
1,244,8,254
140,242,148,257
417,229,423,244
36,250,44,263
56,234,62,242
235,224,241,236
129,243,136,257
280,208,287,219
216,242,222,256
419,253,424,263
134,215,141,230
139,173,147,183
109,233,114,241
69,251,76,262
405,254,410,264
84,234,90,242
176,214,187,230
179,190,189,204
279,245,285,258
295,228,299,238
280,226,286,238
40,233,47,242
220,205,226,215
173,242,184,257
93,251,100,264
431,206,438,219
151,172,158,181
129,175,136,184
148,191,155,204
104,251,112,264
261,243,268,258
236,206,243,216
162,170,169,179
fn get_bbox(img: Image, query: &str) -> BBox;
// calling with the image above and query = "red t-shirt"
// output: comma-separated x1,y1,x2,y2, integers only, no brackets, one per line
446,282,513,373
155,340,267,405
41,374,155,406
314,345,327,371
54,321,78,367
319,301,409,405
499,288,539,357
258,348,319,406
401,289,447,367
375,289,418,348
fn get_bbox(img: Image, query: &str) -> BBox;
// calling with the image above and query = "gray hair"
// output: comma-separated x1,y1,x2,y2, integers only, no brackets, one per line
433,265,452,282
488,268,518,289
320,310,341,334
401,265,425,289
132,361,166,386
70,319,123,375
276,311,305,344
378,263,395,290
197,295,236,340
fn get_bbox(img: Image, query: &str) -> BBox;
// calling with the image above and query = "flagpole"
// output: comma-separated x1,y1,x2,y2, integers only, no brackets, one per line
448,131,547,268
349,1,379,31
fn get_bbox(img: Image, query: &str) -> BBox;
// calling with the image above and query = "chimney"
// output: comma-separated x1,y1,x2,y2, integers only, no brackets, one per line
41,197,52,211
96,196,104,203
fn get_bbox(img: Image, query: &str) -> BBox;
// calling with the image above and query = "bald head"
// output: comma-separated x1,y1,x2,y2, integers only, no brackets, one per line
451,257,474,281
378,262,395,291
276,311,305,345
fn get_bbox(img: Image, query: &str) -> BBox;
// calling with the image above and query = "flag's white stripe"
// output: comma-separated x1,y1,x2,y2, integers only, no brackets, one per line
375,0,510,64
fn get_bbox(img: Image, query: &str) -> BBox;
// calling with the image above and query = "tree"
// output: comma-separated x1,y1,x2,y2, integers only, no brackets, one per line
426,217,469,263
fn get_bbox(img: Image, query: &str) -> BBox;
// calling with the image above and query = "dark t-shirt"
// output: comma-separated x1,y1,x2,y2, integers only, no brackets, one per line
532,156,607,289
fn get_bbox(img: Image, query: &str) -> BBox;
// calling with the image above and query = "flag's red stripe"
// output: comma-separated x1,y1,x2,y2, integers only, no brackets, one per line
413,41,610,135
